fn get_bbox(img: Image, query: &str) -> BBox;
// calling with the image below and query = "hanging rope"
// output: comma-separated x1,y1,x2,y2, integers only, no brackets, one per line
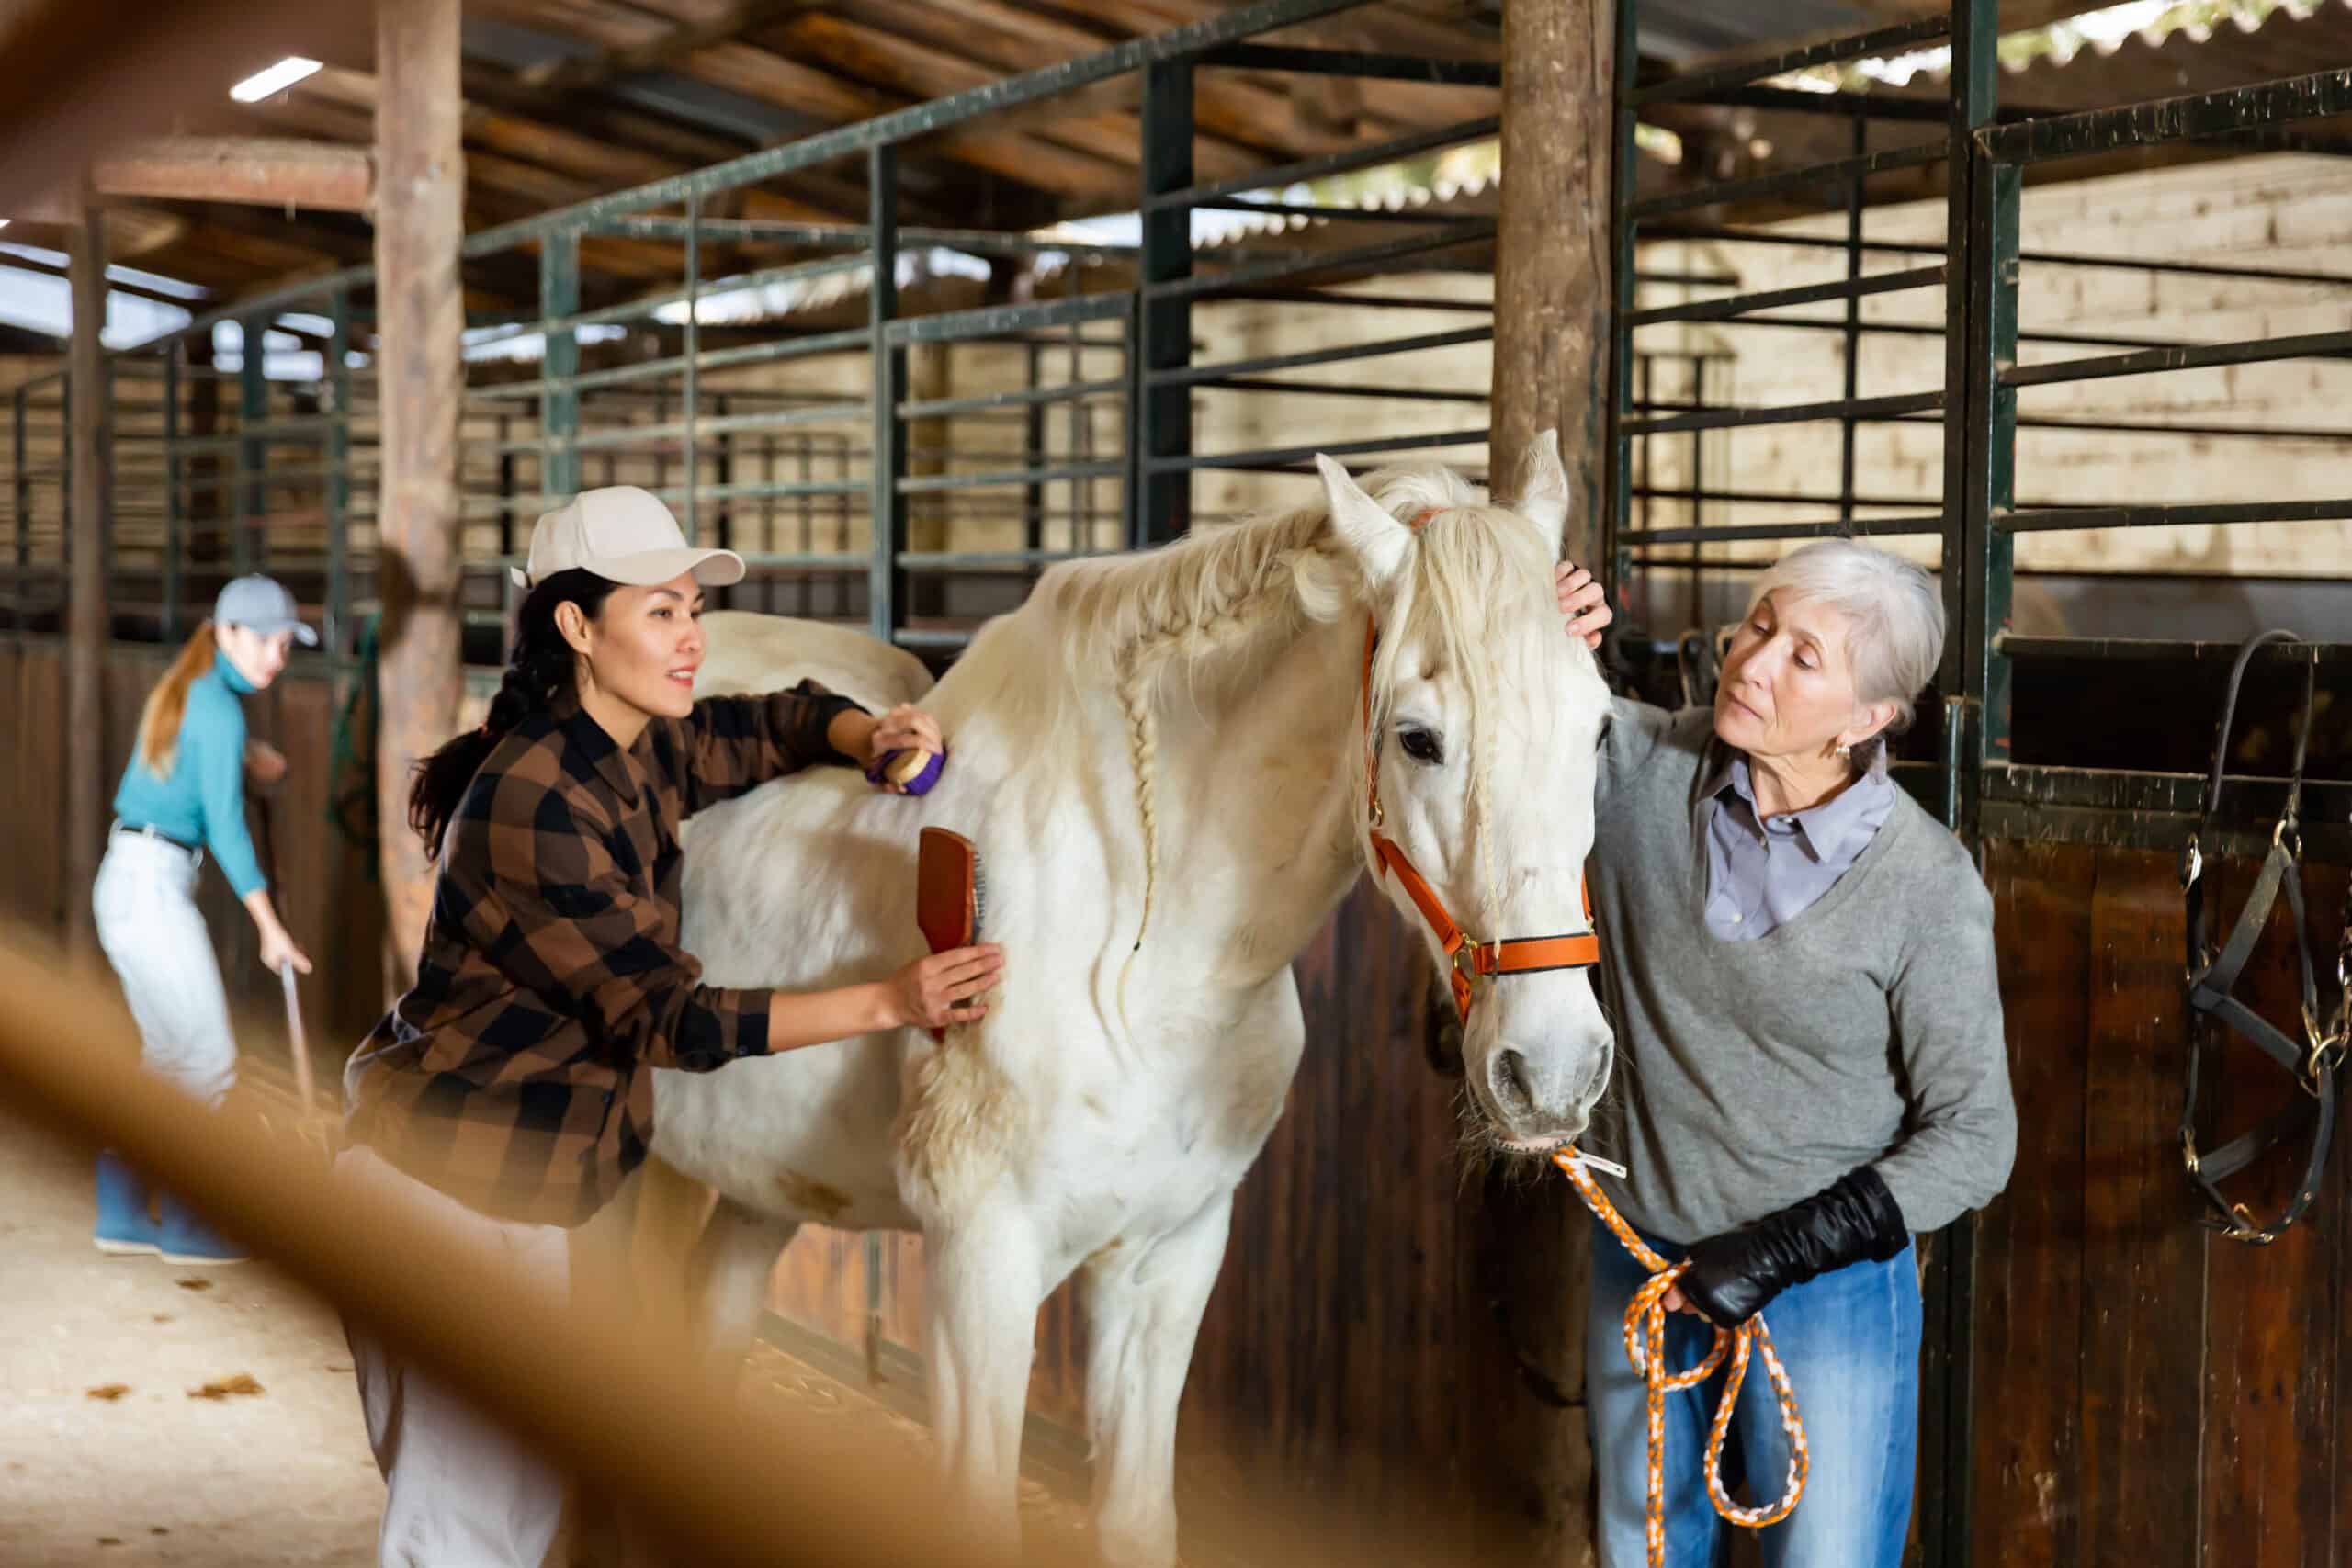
1554,1146,1808,1566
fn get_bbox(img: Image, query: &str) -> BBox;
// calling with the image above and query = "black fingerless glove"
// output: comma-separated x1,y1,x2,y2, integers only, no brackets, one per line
1678,1166,1908,1327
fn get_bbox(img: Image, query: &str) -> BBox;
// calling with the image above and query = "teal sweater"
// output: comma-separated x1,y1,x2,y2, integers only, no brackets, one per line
112,650,266,897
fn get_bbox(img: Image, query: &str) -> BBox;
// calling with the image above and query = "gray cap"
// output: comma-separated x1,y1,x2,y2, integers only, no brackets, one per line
213,574,320,648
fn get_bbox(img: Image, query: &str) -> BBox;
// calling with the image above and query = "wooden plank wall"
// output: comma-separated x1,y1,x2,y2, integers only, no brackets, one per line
1975,839,2350,1568
0,637,387,1056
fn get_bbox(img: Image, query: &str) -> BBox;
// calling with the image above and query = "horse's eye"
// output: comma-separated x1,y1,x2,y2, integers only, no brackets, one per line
1397,726,1443,765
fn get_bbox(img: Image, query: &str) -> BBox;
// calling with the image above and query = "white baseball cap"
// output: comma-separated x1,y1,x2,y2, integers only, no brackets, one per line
510,486,745,591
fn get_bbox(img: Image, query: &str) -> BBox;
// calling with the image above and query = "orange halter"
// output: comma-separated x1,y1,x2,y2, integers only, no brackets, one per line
1361,508,1600,1022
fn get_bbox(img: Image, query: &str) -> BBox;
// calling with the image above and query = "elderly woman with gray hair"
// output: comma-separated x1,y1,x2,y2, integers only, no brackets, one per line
1555,540,2016,1568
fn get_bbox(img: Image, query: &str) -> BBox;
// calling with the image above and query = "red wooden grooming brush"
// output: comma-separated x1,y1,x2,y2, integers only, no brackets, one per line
915,827,984,1042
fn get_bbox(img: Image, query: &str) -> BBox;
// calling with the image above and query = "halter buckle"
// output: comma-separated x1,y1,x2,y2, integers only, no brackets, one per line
2178,835,2203,891
2180,1129,2201,1175
2303,1008,2347,1093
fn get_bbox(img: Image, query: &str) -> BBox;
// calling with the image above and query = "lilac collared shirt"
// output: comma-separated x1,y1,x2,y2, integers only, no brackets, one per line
1700,754,1899,941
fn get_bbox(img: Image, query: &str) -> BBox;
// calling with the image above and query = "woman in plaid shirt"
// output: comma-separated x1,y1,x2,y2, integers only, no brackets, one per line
339,487,1000,1567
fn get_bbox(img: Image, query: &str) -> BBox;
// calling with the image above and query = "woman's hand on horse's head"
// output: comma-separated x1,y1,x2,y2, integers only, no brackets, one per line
1555,561,1613,651
886,944,1004,1032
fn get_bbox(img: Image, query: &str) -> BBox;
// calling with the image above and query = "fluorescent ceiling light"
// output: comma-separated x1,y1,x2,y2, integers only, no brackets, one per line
0,220,10,231
231,57,322,103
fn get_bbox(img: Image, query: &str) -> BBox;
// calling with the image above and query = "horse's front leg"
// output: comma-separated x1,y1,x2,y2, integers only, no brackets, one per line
1080,1194,1233,1568
925,1203,1046,1555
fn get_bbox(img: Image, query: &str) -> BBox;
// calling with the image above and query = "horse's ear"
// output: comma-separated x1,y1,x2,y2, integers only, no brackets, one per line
1508,428,1571,552
1315,454,1412,591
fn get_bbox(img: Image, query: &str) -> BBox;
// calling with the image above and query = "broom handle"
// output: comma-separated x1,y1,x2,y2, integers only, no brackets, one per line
280,962,316,1114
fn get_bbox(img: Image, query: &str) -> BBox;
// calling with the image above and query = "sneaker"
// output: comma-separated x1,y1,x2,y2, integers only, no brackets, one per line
156,1192,250,1267
94,1150,160,1258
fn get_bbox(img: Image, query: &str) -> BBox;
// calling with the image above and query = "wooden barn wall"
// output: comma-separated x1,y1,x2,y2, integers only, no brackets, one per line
1973,838,2350,1568
0,637,386,1058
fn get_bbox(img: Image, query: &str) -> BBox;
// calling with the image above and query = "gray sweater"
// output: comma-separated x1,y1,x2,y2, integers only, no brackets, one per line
1587,699,2018,1245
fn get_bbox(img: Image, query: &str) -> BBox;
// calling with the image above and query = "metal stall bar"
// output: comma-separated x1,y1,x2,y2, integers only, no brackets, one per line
1150,325,1496,389
1197,45,1500,85
541,233,581,504
237,316,268,575
1623,266,1945,328
1627,16,1953,107
1928,5,2006,1563
1151,428,1490,474
1630,145,1948,221
2003,329,2352,386
1148,114,1500,212
870,144,907,642
1135,51,1193,547
1979,65,2352,164
1999,496,2352,532
1623,391,1943,436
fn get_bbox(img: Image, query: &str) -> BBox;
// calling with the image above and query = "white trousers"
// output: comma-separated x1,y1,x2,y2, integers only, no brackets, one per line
337,1146,571,1568
93,829,238,1105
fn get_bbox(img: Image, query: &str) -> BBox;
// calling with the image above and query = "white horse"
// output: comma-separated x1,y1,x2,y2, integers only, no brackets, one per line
647,438,1615,1566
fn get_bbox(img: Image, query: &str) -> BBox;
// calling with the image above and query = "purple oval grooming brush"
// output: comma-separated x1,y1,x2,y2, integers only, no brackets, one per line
868,746,946,795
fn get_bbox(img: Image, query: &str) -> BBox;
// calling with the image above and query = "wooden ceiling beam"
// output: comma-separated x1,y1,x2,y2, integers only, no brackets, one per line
479,0,1131,206
753,9,1267,182
300,65,854,227
516,0,842,96
91,136,374,212
842,0,1394,156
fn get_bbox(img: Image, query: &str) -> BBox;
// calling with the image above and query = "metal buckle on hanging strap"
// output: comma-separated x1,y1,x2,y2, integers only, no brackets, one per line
2180,1129,2201,1175
2275,816,2302,858
2179,834,2203,891
2303,1006,2348,1093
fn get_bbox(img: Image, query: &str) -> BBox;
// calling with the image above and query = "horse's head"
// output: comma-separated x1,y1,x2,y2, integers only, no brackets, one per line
1315,435,1614,1153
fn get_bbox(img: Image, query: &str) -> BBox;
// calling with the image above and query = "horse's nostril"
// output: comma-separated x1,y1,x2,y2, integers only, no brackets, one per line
1577,1048,1613,1106
1494,1049,1536,1118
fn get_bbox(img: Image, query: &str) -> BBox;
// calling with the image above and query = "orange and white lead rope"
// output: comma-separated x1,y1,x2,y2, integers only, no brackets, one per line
1555,1146,1809,1568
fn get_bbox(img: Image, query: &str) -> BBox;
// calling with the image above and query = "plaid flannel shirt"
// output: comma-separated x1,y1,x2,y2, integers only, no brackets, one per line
343,681,865,1226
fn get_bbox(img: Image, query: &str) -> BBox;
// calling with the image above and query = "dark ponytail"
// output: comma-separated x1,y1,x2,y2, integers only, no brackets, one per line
407,568,620,858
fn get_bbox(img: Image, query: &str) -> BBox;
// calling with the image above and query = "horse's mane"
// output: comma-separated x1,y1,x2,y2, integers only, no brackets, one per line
989,458,1571,982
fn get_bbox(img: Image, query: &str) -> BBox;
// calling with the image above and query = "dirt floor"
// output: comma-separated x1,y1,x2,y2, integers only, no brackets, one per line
0,1079,1093,1568
0,1103,382,1567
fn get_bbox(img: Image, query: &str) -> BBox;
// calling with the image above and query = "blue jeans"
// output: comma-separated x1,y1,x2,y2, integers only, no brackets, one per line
1586,1215,1921,1568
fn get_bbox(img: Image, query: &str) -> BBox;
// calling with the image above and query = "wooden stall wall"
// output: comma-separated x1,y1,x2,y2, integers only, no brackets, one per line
0,638,385,1057
1975,839,2350,1568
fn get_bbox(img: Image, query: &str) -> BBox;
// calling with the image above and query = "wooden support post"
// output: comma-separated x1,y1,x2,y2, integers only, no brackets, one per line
1464,0,1615,1558
64,195,109,959
372,0,466,994
1490,0,1614,566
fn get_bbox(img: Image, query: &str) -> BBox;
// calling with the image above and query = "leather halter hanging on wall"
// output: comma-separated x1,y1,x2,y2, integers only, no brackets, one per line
2179,628,2347,1245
